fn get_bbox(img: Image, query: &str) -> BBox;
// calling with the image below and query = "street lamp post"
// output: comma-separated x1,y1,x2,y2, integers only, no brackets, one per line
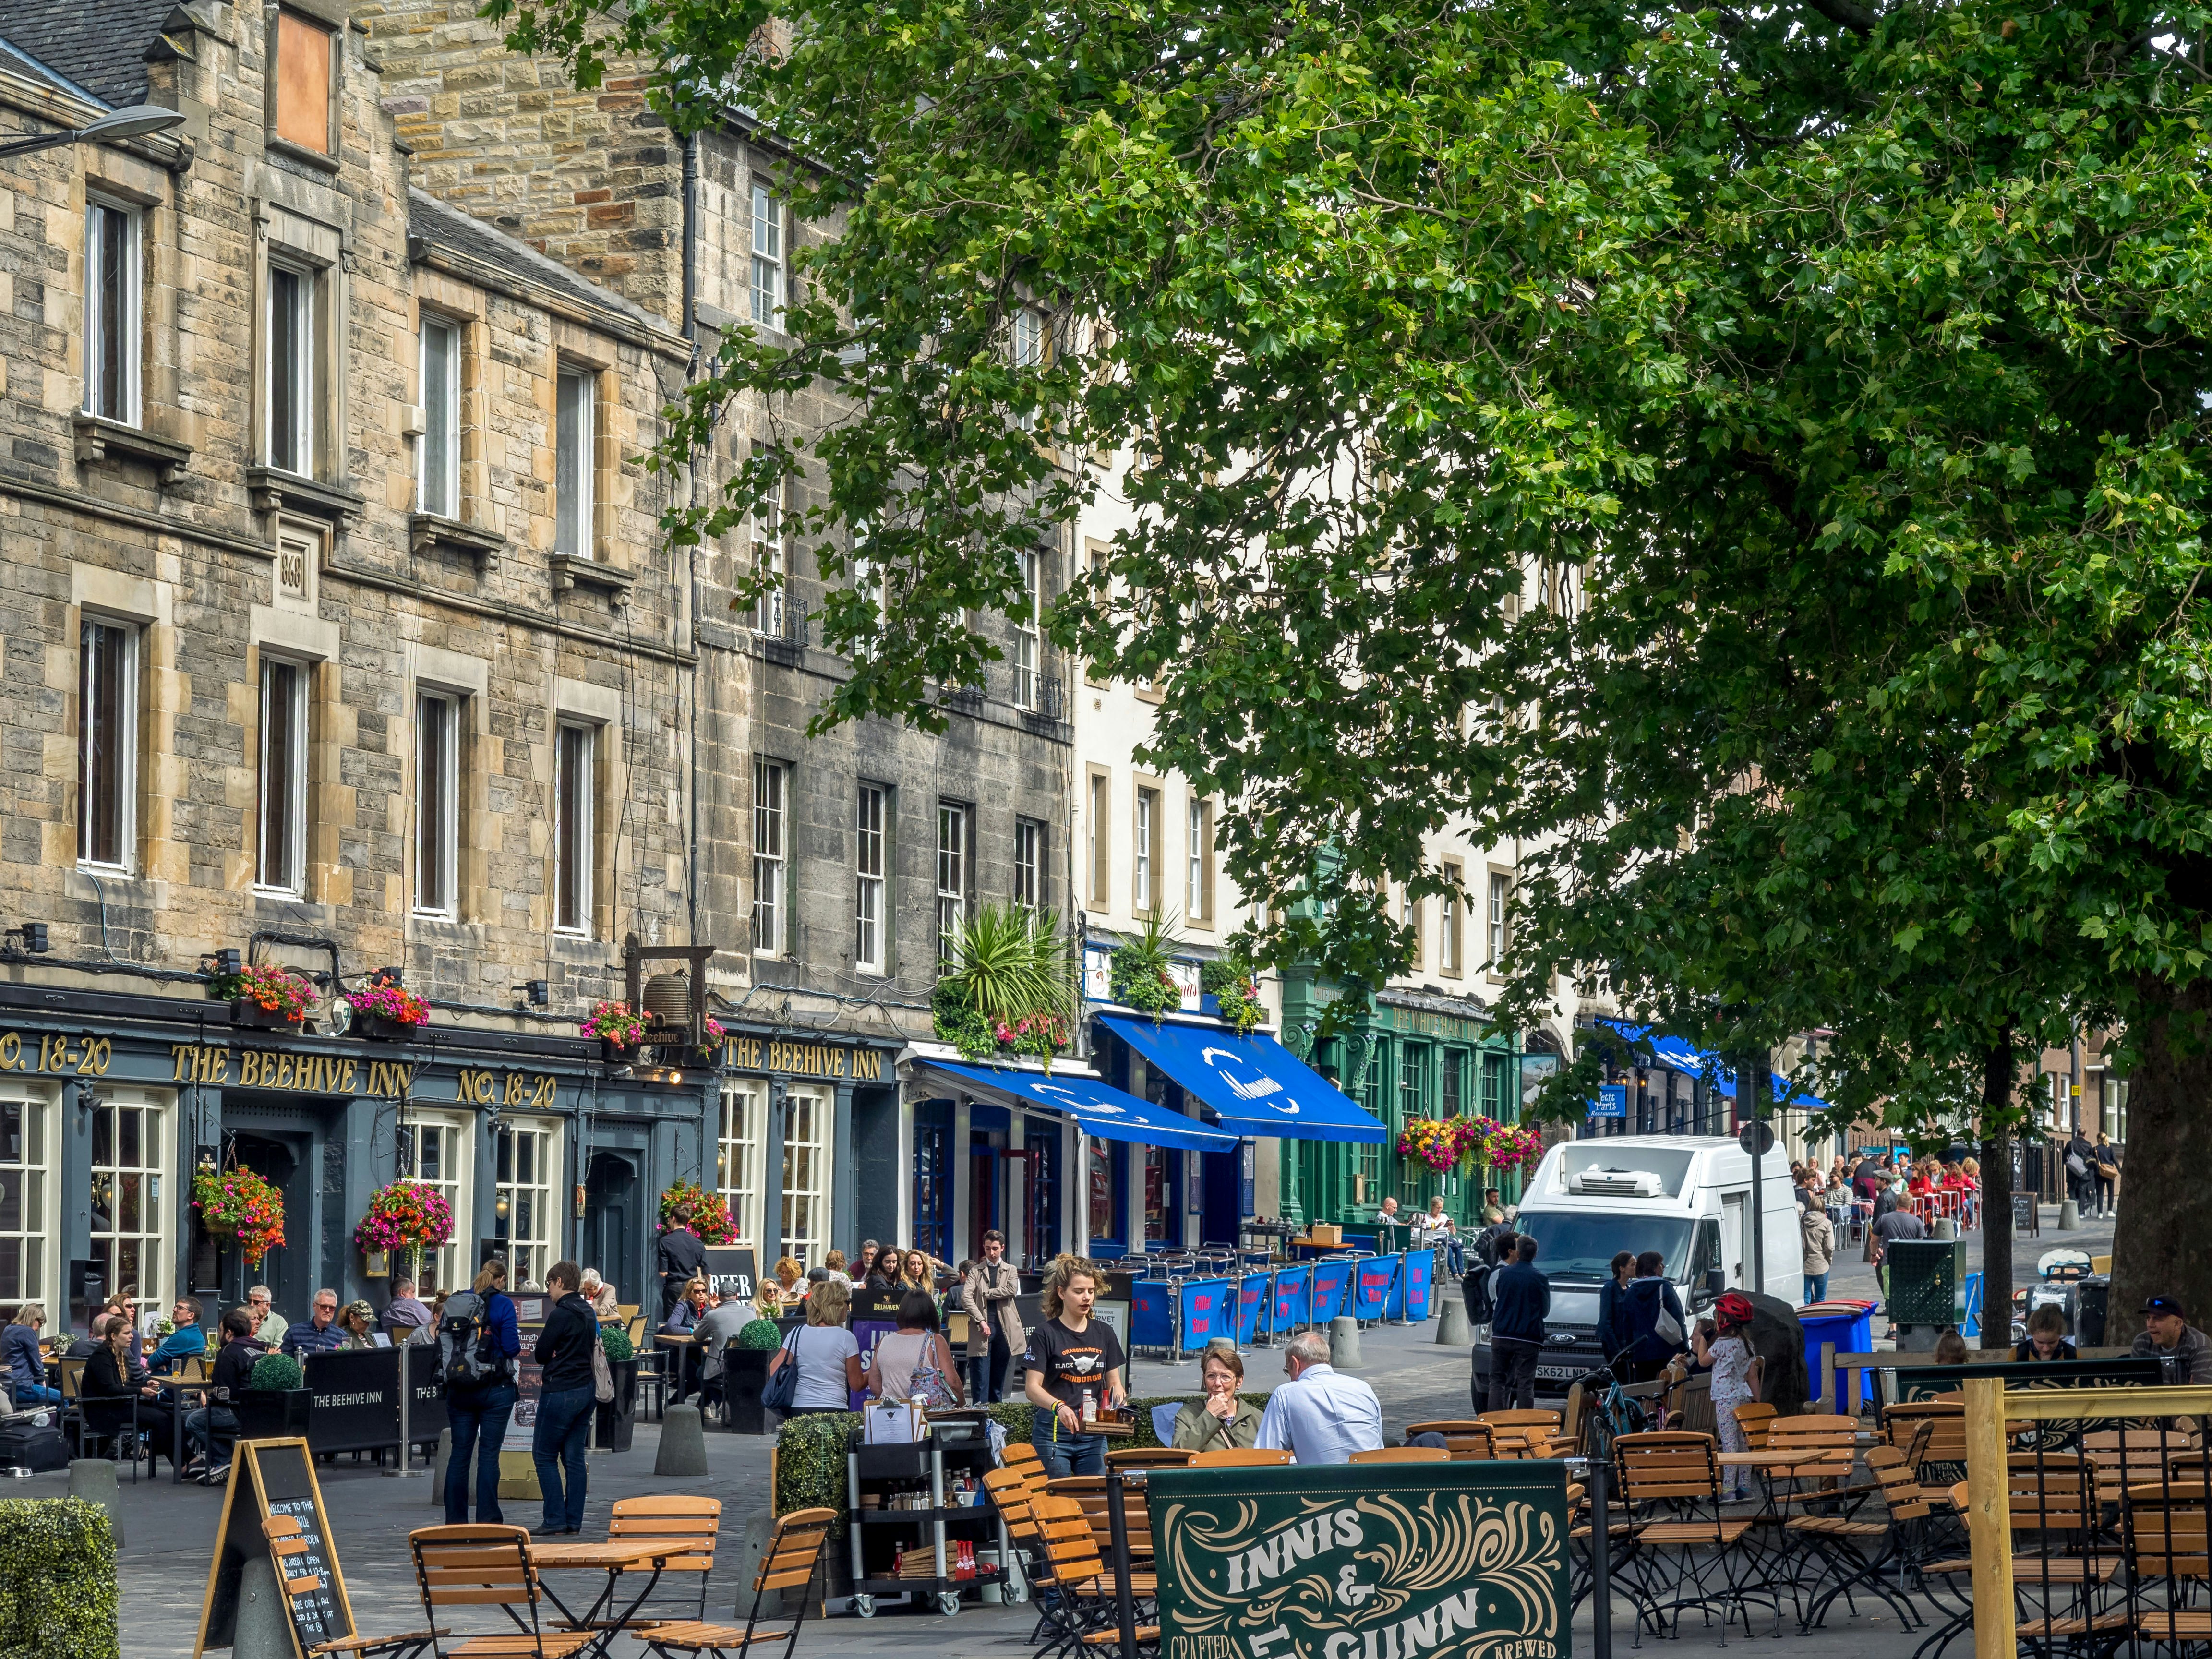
0,104,186,162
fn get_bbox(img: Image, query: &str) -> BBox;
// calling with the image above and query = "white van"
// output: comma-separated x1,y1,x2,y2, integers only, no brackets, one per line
1471,1135,1805,1394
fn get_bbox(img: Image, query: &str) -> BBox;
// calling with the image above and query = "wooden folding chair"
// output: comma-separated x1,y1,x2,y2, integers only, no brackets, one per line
1917,1453,2127,1659
1791,1446,1933,1631
598,1496,721,1628
638,1506,836,1659
256,1517,445,1659
1350,1446,1448,1465
1106,1446,1193,1470
1189,1447,1290,1468
1443,1425,1497,1460
1047,1476,1154,1565
1483,1409,1563,1459
411,1525,595,1659
1405,1419,1488,1440
2125,1476,2212,1645
1611,1432,1774,1640
1030,1493,1158,1659
1731,1401,1778,1451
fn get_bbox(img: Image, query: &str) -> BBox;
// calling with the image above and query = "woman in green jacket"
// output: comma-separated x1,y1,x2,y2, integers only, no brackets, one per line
1171,1345,1264,1453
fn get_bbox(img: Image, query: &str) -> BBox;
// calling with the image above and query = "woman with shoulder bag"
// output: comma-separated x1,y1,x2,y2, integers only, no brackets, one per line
765,1279,865,1416
867,1291,965,1408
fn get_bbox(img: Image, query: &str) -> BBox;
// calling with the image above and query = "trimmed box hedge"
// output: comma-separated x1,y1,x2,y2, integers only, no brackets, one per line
0,1497,118,1659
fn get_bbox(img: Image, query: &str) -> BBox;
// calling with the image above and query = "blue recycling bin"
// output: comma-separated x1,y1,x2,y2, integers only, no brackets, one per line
1799,1305,1876,1408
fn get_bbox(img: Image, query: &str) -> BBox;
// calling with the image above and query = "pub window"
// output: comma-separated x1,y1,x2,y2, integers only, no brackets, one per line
1441,1050,1463,1117
89,1093,165,1308
1401,1043,1430,1123
1134,786,1161,914
84,199,141,425
854,783,888,975
493,1119,558,1290
266,261,314,475
418,315,460,519
1087,772,1109,905
752,758,786,956
554,368,594,559
0,1089,52,1304
716,1083,761,1251
1441,862,1463,977
553,721,595,936
397,1117,468,1296
781,1087,828,1265
78,618,137,873
1487,871,1508,967
273,9,334,154
750,184,783,329
1014,817,1045,910
414,691,459,919
256,655,309,896
936,802,969,964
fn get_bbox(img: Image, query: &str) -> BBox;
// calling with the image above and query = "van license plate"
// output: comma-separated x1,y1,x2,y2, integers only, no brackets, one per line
1536,1365,1586,1381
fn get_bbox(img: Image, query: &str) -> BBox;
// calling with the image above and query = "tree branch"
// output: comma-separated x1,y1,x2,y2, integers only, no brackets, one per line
1796,0,1877,35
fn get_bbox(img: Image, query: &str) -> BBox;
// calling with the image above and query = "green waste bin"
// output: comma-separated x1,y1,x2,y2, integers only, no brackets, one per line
1885,1238,1968,1328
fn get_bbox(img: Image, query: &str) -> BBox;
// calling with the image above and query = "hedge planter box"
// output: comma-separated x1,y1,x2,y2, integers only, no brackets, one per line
724,1348,771,1436
594,1358,637,1453
231,998,301,1031
355,1014,425,1042
236,1387,312,1440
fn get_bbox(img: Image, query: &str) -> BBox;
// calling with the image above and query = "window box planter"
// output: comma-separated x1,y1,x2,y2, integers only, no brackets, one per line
232,998,302,1032
236,1387,313,1440
355,1014,424,1043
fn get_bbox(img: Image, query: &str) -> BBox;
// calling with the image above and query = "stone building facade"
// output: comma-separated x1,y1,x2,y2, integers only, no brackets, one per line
0,0,715,1324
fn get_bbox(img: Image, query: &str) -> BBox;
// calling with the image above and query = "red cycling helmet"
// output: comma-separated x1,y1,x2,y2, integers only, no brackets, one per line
1715,1292,1757,1330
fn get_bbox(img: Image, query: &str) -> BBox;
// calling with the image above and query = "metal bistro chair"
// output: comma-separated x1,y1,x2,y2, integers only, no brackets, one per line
1611,1431,1777,1643
263,1516,445,1659
629,1316,669,1422
409,1525,596,1659
2124,1475,2212,1648
595,1496,721,1630
1029,1492,1159,1659
639,1506,836,1659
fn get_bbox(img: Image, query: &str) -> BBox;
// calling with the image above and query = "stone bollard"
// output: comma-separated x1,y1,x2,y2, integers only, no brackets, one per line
1328,1315,1364,1370
430,1428,451,1507
654,1403,710,1478
731,1510,774,1600
233,1557,295,1659
1436,1298,1471,1347
67,1459,121,1546
1933,1217,1957,1240
2058,1199,2080,1231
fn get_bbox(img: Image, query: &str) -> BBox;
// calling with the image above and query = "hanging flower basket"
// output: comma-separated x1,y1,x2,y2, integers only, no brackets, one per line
193,1165,286,1267
212,964,315,1028
697,1015,727,1060
584,1000,649,1052
349,975,431,1040
352,1179,455,1275
657,1181,737,1244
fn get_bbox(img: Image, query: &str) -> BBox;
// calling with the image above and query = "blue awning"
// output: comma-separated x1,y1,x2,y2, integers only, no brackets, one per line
915,1058,1237,1152
1597,1019,1831,1111
1097,1016,1390,1144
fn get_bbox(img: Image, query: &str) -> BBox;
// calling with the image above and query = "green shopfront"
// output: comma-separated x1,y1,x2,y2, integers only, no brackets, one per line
1276,979,1525,1230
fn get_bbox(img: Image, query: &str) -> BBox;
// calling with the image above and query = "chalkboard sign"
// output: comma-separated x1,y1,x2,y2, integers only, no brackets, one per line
700,1245,758,1305
2014,1193,2037,1234
193,1438,354,1659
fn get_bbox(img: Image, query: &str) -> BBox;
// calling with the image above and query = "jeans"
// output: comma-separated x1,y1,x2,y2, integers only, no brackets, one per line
533,1384,595,1532
2095,1174,2116,1214
445,1383,517,1525
186,1404,238,1463
1031,1418,1107,1478
964,1328,1011,1404
12,1383,59,1406
1803,1273,1829,1304
1488,1338,1540,1412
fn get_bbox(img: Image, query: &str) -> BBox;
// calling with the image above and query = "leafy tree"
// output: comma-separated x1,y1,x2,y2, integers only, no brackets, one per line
491,0,2212,1316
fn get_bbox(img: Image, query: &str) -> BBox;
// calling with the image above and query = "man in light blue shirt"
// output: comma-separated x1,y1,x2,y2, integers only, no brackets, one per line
1254,1329,1384,1464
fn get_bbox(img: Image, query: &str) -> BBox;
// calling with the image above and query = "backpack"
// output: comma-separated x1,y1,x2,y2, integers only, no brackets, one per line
437,1291,514,1391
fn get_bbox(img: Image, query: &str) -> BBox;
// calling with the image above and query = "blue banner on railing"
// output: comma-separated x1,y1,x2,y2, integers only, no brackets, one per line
1351,1255,1398,1320
1178,1277,1235,1351
1271,1265,1312,1329
1309,1258,1355,1324
1130,1280,1174,1349
1235,1274,1269,1345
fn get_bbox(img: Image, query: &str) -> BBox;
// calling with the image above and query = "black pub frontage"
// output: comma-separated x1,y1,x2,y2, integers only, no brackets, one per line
0,980,720,1330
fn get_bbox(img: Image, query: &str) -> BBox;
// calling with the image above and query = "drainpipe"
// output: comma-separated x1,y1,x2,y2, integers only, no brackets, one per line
681,131,704,950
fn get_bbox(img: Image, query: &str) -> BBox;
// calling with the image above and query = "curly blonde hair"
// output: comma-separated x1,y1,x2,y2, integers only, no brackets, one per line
1038,1253,1104,1323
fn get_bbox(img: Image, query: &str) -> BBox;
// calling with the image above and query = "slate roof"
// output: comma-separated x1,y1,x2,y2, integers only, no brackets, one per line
408,188,673,337
0,0,179,109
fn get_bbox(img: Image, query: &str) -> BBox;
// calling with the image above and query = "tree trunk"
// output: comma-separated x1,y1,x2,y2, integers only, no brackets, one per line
1978,1039,2014,1353
2108,978,2212,1331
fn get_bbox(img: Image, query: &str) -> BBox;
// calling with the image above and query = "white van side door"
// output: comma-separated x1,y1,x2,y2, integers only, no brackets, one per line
1721,1192,1748,1287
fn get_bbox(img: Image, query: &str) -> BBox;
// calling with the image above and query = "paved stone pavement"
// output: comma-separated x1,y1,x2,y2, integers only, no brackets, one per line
116,1199,2116,1656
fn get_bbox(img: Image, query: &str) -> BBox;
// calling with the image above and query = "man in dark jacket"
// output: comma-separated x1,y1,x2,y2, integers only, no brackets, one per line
657,1227,709,1320
2131,1295,2212,1384
1621,1252,1688,1383
184,1308,259,1477
531,1261,599,1536
2065,1128,2098,1213
1488,1236,1550,1411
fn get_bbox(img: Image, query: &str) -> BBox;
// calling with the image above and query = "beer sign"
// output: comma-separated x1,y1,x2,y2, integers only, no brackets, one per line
1146,1461,1569,1659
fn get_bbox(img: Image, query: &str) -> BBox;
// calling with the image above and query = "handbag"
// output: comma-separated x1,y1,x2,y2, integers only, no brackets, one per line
2066,1151,2089,1178
590,1333,615,1405
760,1329,802,1412
905,1336,962,1410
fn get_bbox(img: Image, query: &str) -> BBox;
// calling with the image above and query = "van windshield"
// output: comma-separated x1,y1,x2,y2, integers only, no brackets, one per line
1514,1213,1695,1281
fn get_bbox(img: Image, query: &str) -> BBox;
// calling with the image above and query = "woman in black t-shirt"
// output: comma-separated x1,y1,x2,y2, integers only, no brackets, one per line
1021,1256,1126,1477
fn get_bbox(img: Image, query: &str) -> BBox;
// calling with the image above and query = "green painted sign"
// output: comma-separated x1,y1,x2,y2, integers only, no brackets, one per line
1146,1461,1570,1659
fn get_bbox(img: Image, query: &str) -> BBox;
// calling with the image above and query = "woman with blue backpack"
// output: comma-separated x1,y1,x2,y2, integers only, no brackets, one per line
438,1258,520,1525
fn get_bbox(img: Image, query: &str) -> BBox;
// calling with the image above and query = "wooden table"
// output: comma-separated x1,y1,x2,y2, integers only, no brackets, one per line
1718,1448,1854,1522
527,1540,681,1653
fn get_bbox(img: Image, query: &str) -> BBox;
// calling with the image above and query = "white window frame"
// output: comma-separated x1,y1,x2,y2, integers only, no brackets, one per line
752,758,787,957
1011,308,1044,431
781,1086,828,1266
554,367,594,559
88,1086,167,1308
255,654,309,896
1013,547,1042,709
1441,865,1463,977
265,258,314,475
0,1082,57,1307
493,1118,561,1290
396,1114,471,1297
1014,817,1043,911
84,197,141,426
750,184,784,330
716,1083,762,1253
418,314,461,519
554,721,595,937
752,485,786,636
1134,787,1158,914
1087,772,1109,905
78,617,138,874
1488,871,1508,968
414,691,460,919
1402,886,1423,971
937,802,968,963
855,783,888,975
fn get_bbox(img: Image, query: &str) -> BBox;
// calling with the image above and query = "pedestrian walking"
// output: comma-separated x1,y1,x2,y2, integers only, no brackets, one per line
2093,1133,2121,1217
2064,1126,2097,1214
530,1261,598,1536
438,1258,520,1525
1488,1236,1549,1412
1621,1251,1688,1383
1800,1201,1835,1305
960,1230,1024,1404
1871,1184,1925,1324
1255,1329,1383,1464
1708,1293,1763,1500
1597,1251,1635,1362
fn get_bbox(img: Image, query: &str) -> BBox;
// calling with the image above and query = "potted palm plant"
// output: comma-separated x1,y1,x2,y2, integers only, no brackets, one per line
931,904,1074,1069
1108,911,1187,1021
